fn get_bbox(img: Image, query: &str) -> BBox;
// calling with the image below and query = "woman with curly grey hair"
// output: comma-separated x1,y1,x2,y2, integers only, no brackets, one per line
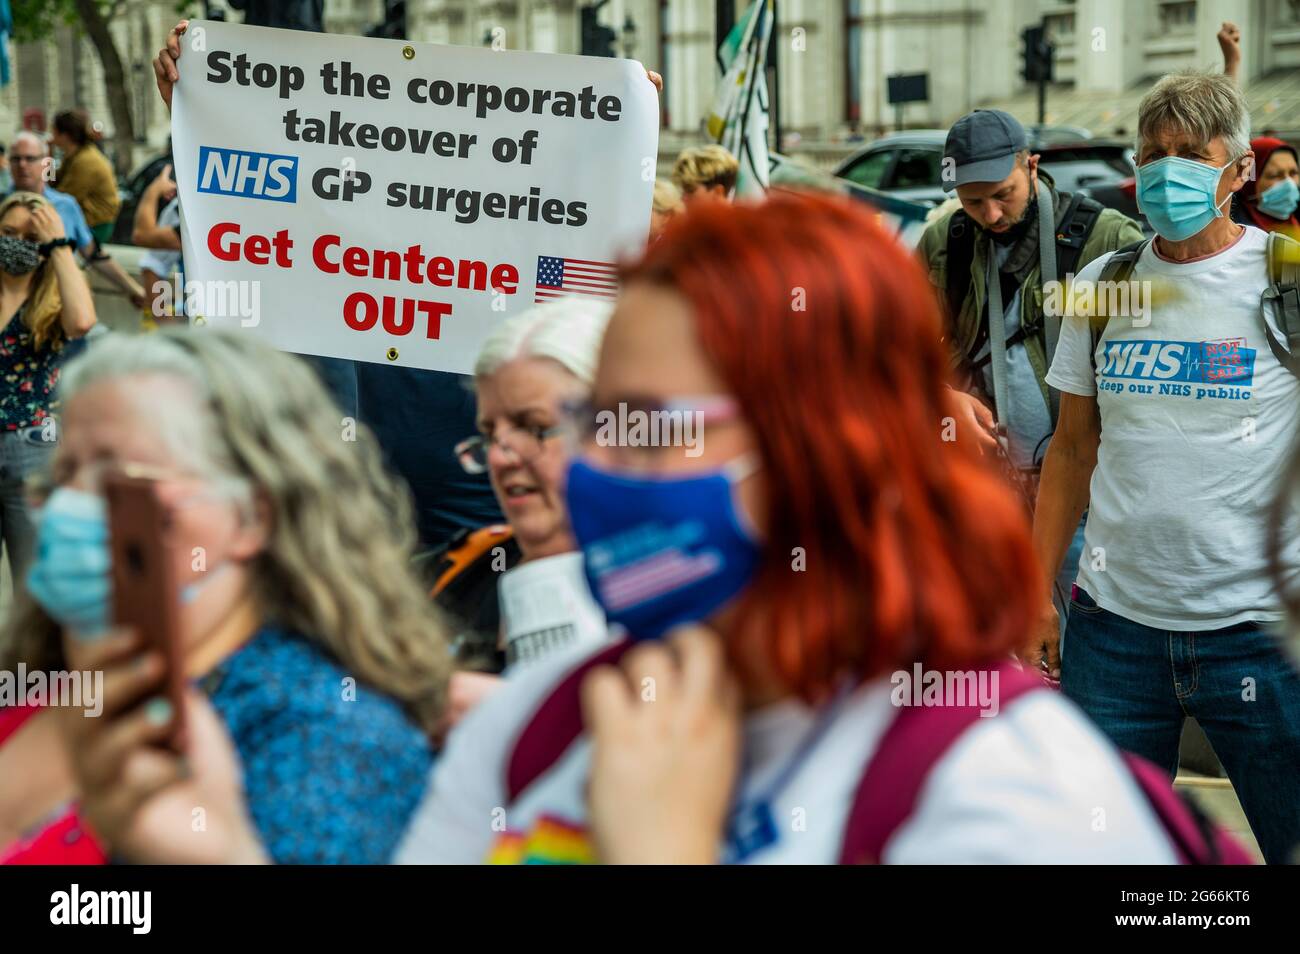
0,328,451,864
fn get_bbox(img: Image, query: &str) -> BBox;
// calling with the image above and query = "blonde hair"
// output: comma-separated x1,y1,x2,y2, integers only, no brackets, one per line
0,192,65,351
1,329,451,734
672,144,739,195
652,178,683,216
1138,70,1251,161
473,298,612,386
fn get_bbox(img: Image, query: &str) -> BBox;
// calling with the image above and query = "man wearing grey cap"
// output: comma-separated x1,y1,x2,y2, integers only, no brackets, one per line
917,110,1142,663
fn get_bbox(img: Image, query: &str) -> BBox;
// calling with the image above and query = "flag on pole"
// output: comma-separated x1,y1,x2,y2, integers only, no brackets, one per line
706,0,774,198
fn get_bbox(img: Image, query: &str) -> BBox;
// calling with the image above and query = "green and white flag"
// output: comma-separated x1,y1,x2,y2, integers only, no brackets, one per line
706,0,773,198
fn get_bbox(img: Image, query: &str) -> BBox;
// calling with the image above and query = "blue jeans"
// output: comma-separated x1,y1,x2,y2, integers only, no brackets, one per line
1062,588,1300,864
0,427,56,586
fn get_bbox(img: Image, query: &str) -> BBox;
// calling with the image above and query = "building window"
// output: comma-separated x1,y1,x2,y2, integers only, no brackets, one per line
845,0,863,126
1157,0,1197,34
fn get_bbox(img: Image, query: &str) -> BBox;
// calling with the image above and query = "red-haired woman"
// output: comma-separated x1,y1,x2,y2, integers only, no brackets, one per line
60,194,1180,864
395,194,1177,864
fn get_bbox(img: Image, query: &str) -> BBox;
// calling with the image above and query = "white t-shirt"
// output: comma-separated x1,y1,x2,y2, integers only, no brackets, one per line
396,642,1176,864
1045,226,1300,630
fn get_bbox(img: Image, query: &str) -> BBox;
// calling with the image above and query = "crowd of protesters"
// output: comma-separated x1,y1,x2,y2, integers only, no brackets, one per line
0,16,1297,866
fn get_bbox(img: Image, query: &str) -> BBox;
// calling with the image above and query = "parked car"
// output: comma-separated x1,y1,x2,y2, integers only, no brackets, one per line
832,129,1145,229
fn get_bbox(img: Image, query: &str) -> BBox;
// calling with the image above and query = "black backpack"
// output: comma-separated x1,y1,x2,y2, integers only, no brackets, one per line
945,191,1105,370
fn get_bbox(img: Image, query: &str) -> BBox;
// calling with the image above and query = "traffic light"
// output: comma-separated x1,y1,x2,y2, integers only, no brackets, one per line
1021,25,1054,83
581,2,617,57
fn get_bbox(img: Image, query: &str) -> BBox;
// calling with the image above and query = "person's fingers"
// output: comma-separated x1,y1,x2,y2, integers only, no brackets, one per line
621,641,679,710
74,696,176,792
61,626,141,674
94,652,166,722
1046,632,1062,680
668,624,727,701
166,21,188,63
646,70,663,93
580,664,636,740
85,748,187,848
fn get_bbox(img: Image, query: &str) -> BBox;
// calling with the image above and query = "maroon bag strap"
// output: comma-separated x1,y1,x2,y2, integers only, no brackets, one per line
505,640,633,804
837,662,1045,864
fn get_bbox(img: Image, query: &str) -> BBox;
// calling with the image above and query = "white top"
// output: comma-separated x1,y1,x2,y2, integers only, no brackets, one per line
396,642,1177,864
497,551,609,667
1045,226,1300,630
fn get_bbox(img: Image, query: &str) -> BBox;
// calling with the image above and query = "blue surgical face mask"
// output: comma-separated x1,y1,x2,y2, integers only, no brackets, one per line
27,486,235,640
1136,154,1240,241
1257,177,1299,220
565,454,762,641
27,487,112,638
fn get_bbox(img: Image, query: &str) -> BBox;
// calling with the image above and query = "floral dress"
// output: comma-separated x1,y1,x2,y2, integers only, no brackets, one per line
0,306,63,431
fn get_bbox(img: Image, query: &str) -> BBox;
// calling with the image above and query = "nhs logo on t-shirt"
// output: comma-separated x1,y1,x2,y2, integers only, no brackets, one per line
1099,338,1255,386
197,146,297,203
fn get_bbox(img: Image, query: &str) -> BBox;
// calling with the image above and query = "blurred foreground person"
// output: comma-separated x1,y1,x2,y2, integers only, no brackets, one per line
1036,70,1300,864
1,329,449,864
397,194,1195,864
432,300,611,731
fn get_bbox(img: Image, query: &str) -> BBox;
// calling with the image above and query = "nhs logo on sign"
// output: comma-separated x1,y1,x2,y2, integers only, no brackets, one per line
197,146,297,203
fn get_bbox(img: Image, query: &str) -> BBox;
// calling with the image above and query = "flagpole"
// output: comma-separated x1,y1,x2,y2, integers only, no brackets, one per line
768,0,780,153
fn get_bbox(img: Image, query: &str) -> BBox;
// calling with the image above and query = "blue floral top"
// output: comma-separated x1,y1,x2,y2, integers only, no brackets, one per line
204,626,434,864
0,307,63,430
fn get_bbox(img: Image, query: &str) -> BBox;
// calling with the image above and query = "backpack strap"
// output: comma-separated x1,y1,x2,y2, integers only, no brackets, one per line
1261,231,1300,376
1089,238,1150,375
944,209,976,329
505,639,632,804
1054,193,1104,282
838,662,1045,864
1117,753,1250,865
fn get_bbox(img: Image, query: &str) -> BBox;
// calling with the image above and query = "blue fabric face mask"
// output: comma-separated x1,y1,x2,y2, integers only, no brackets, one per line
565,454,762,641
1137,155,1239,241
1258,177,1299,220
27,488,112,638
27,486,234,640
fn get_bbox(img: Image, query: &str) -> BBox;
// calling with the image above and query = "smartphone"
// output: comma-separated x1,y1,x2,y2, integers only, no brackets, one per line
104,471,187,751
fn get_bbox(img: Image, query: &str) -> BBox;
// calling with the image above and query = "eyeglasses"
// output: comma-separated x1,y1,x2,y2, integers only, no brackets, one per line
9,155,45,165
26,459,238,510
454,421,570,475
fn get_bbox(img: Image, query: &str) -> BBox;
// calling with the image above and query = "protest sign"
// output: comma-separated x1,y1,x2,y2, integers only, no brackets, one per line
171,20,658,372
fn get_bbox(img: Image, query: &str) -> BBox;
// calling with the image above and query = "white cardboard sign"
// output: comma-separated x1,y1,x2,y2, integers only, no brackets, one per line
171,20,658,371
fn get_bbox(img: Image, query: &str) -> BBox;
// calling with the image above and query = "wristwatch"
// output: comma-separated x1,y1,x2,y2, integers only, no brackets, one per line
38,237,76,256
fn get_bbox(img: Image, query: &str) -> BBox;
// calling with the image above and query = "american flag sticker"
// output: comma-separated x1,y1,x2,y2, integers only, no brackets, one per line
534,255,619,304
